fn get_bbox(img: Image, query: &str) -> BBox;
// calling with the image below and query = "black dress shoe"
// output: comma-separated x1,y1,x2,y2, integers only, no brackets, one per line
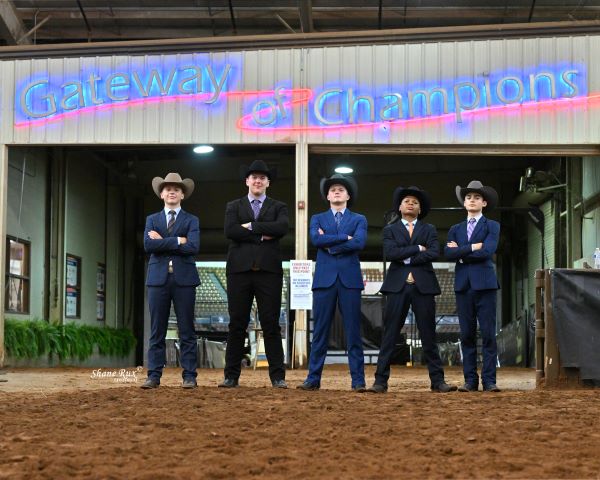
272,379,288,389
296,381,320,391
352,384,367,393
182,379,197,389
140,378,160,389
431,382,458,393
458,383,478,392
367,383,388,393
483,383,501,392
218,378,239,388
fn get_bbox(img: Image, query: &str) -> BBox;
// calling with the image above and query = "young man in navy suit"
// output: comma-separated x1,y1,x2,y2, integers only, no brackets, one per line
445,180,501,392
368,187,456,393
297,174,367,392
141,173,200,389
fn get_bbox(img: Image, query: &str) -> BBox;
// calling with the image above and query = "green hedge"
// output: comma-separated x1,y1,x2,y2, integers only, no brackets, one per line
4,319,136,361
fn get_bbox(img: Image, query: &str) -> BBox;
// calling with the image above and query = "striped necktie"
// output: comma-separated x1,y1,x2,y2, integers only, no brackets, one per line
167,210,176,234
467,217,476,240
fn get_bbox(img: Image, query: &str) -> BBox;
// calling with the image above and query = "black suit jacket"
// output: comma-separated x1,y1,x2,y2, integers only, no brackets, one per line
224,196,289,274
380,219,441,295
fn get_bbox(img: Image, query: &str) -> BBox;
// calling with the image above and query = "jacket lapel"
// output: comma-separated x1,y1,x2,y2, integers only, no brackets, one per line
393,220,410,243
338,209,351,231
471,216,486,241
242,196,254,220
411,221,424,244
257,197,273,220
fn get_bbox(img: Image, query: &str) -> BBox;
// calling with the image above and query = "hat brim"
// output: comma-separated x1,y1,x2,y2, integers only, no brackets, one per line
392,187,431,219
152,177,195,199
320,177,358,208
455,185,498,211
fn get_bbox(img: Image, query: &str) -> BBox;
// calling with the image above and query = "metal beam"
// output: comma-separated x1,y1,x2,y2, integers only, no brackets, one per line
0,0,31,45
298,0,314,33
1,20,600,60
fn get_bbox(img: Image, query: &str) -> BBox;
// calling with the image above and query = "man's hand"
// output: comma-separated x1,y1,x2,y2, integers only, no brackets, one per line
178,237,187,245
318,228,324,235
419,245,427,251
241,222,251,229
446,241,458,248
148,230,163,240
472,242,483,251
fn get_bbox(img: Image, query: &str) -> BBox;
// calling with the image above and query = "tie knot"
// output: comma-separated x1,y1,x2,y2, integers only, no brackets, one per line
335,211,342,218
252,199,259,205
169,210,176,217
469,218,476,224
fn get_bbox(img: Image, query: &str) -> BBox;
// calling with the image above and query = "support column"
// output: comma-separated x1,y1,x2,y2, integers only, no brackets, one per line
293,142,309,367
0,145,8,366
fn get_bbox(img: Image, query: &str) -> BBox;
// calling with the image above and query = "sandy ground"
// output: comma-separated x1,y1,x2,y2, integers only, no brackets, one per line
1,365,599,479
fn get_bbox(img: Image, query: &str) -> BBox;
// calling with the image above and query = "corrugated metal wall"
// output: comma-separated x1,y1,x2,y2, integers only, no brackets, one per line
527,200,556,306
1,34,600,145
582,157,600,258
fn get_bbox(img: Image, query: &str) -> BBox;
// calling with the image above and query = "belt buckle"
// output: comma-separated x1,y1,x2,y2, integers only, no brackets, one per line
168,265,174,273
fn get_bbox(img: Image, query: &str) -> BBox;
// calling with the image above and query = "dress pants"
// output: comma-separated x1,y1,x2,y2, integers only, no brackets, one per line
306,278,365,388
374,285,445,388
456,288,497,387
147,274,198,381
224,270,285,382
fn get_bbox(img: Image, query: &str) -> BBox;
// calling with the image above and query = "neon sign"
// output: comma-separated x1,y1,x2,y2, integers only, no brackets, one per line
16,62,234,121
14,62,590,133
239,66,587,132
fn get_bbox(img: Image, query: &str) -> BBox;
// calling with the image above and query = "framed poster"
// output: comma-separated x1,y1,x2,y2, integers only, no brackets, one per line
96,263,106,321
5,237,30,314
65,254,81,318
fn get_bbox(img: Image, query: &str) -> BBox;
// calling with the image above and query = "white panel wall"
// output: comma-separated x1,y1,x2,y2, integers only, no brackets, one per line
0,35,600,145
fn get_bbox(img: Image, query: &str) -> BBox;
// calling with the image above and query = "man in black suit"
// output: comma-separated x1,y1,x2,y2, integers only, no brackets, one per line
219,160,289,389
368,186,456,393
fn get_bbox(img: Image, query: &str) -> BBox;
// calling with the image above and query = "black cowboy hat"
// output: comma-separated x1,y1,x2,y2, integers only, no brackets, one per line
392,186,431,219
320,174,358,208
455,180,498,211
239,159,277,180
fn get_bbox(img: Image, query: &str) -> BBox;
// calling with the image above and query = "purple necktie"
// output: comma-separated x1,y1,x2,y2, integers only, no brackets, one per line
251,199,261,219
467,217,476,241
167,210,176,234
335,211,342,227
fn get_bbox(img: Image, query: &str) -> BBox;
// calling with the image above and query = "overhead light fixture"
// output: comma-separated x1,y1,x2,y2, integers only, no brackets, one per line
193,145,214,154
334,166,353,174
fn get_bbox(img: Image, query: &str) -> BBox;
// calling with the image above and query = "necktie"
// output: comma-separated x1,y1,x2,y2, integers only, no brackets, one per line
167,210,176,234
251,199,261,219
467,217,476,240
335,211,342,226
406,221,416,283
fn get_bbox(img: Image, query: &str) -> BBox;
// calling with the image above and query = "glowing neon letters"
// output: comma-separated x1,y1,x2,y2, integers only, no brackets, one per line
19,63,232,119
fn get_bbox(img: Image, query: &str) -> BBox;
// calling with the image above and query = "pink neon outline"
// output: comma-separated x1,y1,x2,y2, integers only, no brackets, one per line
14,88,312,129
238,92,600,133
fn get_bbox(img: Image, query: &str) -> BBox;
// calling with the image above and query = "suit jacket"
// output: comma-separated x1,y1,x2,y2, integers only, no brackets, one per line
380,220,441,295
310,209,367,290
444,215,500,292
144,209,200,287
224,196,288,274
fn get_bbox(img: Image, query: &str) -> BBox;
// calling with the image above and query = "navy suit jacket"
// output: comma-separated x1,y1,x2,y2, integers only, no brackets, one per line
144,209,200,287
380,220,441,295
310,209,367,290
444,215,500,292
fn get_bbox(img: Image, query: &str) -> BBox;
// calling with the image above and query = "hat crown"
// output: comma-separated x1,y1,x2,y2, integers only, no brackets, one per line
466,180,484,189
163,172,184,183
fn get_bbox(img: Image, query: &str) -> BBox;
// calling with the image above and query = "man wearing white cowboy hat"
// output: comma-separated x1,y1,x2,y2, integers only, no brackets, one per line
445,180,501,393
220,160,289,389
368,186,456,393
141,173,200,389
297,174,368,392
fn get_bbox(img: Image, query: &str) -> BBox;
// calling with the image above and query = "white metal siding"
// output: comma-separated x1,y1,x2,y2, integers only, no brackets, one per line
1,35,600,145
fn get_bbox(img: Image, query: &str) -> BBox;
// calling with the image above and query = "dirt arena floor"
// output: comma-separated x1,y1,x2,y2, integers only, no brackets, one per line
1,365,599,479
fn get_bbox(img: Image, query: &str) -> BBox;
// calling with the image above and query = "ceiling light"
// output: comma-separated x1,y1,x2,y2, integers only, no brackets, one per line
193,145,214,154
334,166,353,174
